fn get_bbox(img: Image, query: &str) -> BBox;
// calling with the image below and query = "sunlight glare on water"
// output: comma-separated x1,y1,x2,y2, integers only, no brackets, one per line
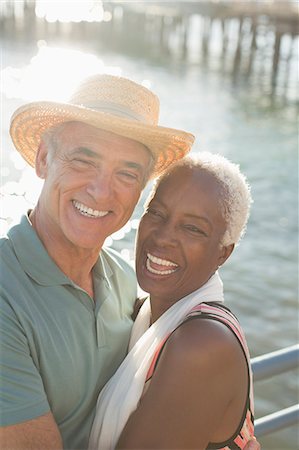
1,45,113,231
35,0,111,24
1,43,117,102
1,45,143,253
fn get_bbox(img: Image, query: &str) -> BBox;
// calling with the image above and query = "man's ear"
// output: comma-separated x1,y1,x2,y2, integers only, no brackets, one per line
218,243,235,267
35,141,49,179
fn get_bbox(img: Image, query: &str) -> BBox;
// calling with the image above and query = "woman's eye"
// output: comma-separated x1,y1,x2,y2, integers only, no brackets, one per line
146,207,164,219
147,207,157,215
184,225,206,236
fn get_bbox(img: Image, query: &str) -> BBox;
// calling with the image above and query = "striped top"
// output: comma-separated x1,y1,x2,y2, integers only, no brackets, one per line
146,302,254,450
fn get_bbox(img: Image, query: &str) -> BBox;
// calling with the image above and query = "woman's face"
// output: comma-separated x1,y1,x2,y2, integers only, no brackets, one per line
135,166,233,305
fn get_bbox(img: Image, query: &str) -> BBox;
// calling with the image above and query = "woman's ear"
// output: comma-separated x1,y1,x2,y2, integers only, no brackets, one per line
35,141,49,179
218,243,235,267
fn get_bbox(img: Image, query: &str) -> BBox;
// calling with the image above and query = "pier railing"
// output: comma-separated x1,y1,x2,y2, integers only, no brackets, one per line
251,344,299,437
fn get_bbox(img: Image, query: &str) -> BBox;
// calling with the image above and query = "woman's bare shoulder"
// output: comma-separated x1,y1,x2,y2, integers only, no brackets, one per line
163,316,246,372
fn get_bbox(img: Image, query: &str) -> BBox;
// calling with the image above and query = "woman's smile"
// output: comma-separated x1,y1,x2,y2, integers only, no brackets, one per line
145,252,179,276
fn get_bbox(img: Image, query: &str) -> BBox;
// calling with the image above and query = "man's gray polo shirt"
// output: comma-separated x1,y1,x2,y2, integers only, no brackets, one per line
0,214,137,449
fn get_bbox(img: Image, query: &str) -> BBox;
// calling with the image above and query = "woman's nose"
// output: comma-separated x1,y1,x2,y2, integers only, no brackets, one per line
152,220,177,246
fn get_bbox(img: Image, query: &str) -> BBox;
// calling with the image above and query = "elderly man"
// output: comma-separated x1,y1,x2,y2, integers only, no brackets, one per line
0,74,194,450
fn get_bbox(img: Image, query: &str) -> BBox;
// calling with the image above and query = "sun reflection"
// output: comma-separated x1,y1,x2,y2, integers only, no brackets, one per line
1,43,138,248
1,42,121,102
35,1,111,24
1,43,122,237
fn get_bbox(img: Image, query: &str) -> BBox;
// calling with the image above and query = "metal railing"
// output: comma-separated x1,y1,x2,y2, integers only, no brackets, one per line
251,344,299,437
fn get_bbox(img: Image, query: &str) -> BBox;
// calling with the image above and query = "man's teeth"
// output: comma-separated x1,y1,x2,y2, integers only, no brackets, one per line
146,253,178,275
73,201,109,218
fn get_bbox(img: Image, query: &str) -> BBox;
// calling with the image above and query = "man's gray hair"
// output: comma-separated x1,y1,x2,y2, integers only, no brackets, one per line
42,122,67,165
154,152,252,246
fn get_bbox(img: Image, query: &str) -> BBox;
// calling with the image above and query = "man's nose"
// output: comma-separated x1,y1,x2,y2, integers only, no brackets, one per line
86,170,112,199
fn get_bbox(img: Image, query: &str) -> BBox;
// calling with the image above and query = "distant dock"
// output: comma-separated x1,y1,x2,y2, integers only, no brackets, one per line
1,0,298,92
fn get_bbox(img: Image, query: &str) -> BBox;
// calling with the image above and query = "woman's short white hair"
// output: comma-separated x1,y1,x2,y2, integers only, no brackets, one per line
155,152,252,246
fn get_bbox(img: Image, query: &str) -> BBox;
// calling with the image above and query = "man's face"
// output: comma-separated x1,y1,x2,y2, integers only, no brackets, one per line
135,167,232,306
36,122,151,252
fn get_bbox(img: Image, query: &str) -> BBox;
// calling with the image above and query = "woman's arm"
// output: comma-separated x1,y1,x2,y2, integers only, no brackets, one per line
116,318,249,449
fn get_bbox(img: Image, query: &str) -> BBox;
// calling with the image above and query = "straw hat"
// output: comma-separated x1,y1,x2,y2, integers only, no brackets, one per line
10,74,195,177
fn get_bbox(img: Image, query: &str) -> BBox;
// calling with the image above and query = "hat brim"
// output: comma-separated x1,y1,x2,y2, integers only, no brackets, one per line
10,101,195,177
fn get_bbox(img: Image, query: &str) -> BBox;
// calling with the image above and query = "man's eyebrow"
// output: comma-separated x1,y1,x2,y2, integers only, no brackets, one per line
122,161,145,173
70,149,143,171
71,147,101,158
70,148,145,175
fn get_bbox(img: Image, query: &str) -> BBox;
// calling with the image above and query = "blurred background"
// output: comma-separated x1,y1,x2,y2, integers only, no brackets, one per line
1,1,298,448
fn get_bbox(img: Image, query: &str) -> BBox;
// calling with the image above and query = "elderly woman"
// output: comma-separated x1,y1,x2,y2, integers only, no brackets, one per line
89,152,256,450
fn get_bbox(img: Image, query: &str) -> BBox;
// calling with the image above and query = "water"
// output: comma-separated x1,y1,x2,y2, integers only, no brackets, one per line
1,36,298,449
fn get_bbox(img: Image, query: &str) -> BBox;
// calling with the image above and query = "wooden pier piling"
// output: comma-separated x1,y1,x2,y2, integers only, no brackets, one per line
0,0,298,94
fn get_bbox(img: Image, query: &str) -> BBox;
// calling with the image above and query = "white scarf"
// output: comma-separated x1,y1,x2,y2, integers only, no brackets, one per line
88,272,224,450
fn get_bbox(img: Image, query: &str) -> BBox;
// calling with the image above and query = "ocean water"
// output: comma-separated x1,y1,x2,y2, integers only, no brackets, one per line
1,33,298,449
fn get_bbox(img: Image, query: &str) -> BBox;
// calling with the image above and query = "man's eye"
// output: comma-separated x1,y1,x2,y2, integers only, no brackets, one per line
119,171,139,181
73,159,93,167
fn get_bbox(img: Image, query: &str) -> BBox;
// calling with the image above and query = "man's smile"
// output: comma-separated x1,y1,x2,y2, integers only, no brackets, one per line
72,200,110,218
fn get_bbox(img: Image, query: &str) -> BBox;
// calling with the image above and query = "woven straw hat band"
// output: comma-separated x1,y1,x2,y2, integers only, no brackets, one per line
70,75,160,126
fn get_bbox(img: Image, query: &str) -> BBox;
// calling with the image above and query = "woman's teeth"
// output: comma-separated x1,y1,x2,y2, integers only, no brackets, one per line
146,253,178,275
73,201,109,218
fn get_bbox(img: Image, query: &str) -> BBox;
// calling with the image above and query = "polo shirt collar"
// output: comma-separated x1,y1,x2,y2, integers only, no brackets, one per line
93,248,113,292
8,214,112,288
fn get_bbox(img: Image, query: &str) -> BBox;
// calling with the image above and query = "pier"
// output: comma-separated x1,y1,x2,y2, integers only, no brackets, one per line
0,1,298,95
1,3,298,446
107,1,298,80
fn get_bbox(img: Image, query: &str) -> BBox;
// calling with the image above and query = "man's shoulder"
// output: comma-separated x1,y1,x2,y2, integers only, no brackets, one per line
0,234,8,249
101,246,135,275
0,215,28,258
0,233,17,268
